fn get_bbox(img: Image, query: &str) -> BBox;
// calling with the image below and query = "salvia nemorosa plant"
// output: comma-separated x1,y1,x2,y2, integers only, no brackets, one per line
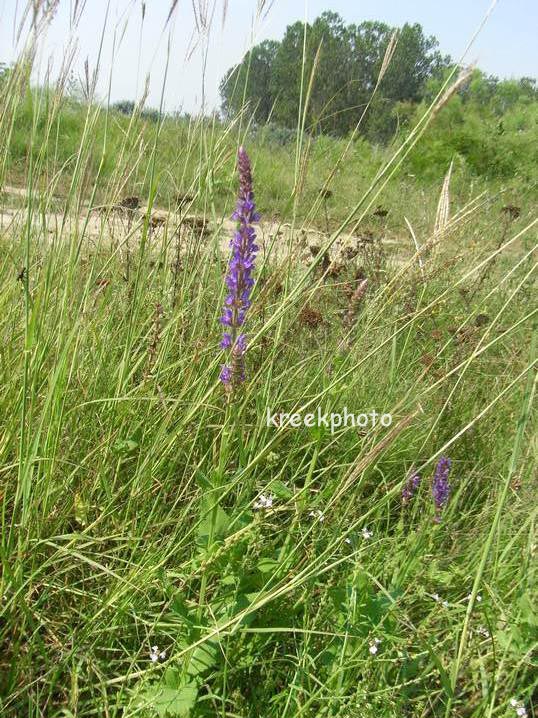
219,146,259,395
402,469,421,504
432,455,452,522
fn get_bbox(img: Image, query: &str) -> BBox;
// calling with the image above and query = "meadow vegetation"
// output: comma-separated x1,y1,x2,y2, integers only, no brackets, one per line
0,4,536,718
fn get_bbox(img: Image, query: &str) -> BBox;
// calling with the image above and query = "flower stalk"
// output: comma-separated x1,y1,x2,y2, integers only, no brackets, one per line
432,455,452,522
402,469,421,504
219,146,259,396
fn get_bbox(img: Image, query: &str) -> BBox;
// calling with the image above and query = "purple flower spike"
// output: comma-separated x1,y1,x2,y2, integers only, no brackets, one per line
432,456,452,522
220,365,232,384
219,146,259,395
402,470,421,504
220,333,232,350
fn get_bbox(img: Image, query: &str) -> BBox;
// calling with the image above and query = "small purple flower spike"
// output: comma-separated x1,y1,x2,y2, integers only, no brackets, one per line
219,146,259,394
402,470,421,504
432,455,452,522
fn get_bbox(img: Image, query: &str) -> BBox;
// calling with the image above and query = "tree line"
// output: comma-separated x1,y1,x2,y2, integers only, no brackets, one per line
219,11,537,142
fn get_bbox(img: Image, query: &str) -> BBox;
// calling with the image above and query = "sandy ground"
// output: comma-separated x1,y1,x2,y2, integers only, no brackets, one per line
0,184,405,268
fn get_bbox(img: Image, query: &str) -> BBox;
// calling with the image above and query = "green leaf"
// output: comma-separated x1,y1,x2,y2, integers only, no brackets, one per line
193,470,213,491
112,438,139,454
328,585,352,614
141,682,198,717
212,591,257,626
170,594,194,625
196,499,230,547
257,557,280,574
518,593,538,626
269,480,293,499
364,593,392,624
186,640,219,678
164,667,181,689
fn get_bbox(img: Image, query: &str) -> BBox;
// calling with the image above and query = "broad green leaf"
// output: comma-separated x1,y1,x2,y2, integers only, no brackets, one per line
196,500,230,546
186,640,219,678
141,682,198,718
170,594,194,624
269,480,293,499
257,557,281,574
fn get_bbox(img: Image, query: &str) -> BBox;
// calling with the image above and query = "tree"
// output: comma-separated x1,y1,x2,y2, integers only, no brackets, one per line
465,70,499,106
219,13,452,141
220,40,279,122
112,100,136,115
301,12,356,134
381,23,449,103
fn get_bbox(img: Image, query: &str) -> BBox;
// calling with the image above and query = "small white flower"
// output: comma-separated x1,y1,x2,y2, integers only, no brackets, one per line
466,593,482,603
253,494,274,510
150,645,166,663
309,509,325,522
432,593,440,602
509,699,527,717
344,537,352,545
369,637,381,655
361,527,373,539
442,600,449,608
476,625,490,638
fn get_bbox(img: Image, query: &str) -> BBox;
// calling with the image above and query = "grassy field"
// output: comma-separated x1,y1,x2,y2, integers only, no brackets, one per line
0,6,537,718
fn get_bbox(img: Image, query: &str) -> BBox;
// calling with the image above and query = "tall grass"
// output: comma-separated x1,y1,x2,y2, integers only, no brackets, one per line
0,2,536,717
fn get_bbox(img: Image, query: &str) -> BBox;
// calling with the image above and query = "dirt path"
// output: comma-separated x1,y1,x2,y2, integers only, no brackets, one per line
0,184,407,268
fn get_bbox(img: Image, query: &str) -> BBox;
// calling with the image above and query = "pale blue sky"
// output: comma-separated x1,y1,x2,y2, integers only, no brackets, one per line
0,0,536,113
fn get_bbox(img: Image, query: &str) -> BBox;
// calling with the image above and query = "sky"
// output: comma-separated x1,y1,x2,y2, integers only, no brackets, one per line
0,0,536,113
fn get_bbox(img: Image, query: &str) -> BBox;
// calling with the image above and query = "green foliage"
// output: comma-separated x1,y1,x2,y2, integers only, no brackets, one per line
221,12,451,139
112,99,136,115
140,679,198,717
2,69,536,214
221,15,537,157
220,40,279,123
405,70,538,179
